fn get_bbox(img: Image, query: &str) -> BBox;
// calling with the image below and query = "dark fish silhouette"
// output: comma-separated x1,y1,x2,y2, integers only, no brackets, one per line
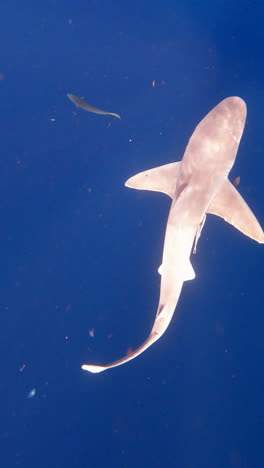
67,93,121,119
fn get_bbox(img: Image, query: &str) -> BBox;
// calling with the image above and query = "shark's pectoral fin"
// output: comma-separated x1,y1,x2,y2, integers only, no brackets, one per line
125,162,181,198
207,179,264,243
158,260,195,281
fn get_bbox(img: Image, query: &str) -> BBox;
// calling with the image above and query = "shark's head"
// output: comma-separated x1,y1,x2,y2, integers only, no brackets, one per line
183,96,247,178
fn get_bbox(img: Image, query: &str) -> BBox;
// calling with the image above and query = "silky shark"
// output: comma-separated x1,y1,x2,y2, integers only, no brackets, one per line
82,96,264,374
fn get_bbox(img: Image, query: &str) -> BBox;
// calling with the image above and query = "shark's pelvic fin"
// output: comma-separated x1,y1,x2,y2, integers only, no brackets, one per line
158,260,195,281
125,162,181,198
184,260,196,280
207,179,264,243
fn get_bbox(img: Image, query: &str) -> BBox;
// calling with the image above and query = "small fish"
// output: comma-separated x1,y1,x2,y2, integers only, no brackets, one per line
67,93,121,119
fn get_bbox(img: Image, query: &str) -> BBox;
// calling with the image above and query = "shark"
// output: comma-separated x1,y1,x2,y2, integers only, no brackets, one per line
82,96,264,374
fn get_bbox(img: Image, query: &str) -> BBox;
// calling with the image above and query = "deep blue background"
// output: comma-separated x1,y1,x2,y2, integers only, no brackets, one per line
0,1,264,467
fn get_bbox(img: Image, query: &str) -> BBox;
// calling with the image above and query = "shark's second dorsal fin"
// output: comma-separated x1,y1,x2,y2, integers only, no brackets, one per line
207,179,264,243
125,162,181,198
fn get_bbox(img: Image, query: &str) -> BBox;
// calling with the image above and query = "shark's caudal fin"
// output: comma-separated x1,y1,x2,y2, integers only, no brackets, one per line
125,162,181,198
207,179,264,243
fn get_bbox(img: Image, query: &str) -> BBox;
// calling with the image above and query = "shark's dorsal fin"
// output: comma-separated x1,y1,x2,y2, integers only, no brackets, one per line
193,214,207,254
207,179,264,243
125,162,181,198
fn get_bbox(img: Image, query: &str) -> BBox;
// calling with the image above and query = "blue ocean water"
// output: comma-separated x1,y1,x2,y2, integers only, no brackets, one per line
0,1,263,467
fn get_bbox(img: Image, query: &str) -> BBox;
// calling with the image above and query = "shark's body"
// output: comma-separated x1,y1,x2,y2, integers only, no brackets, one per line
82,96,263,374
